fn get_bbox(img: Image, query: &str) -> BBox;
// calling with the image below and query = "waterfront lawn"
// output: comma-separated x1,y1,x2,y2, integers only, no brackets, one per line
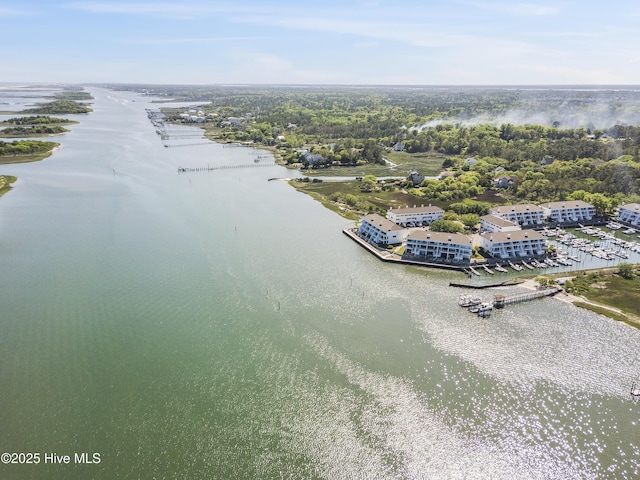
385,151,447,176
303,151,447,177
290,179,444,220
580,274,640,317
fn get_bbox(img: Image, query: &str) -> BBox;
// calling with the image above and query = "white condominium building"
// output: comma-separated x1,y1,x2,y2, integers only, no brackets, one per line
480,230,547,259
540,200,595,224
386,205,444,227
404,230,472,263
358,214,406,245
480,214,521,233
617,203,640,227
490,204,545,227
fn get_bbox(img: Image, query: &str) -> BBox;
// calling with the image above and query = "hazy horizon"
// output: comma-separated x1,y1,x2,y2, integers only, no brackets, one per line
3,1,640,85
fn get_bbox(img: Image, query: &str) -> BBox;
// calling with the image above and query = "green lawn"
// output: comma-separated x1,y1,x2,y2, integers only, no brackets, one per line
581,275,640,317
289,179,449,220
303,151,447,177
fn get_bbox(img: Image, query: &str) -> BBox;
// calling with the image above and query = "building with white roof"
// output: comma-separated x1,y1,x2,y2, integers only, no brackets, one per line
540,201,595,224
617,203,640,227
480,230,547,259
490,204,545,228
357,214,406,245
480,214,521,233
386,205,444,227
404,230,472,264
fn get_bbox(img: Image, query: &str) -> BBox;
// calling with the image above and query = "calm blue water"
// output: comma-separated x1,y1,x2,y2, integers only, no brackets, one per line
0,87,639,479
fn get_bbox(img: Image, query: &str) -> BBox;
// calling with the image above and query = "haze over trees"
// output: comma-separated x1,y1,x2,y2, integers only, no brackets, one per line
140,84,640,210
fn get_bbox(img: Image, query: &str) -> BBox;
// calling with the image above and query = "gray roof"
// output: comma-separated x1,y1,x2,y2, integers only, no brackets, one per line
480,214,518,228
619,203,640,212
540,200,594,210
407,230,471,245
480,230,545,242
362,214,405,231
389,205,444,215
491,204,543,214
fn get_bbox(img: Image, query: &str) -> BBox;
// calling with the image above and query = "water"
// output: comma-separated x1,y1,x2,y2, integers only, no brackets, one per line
0,88,639,479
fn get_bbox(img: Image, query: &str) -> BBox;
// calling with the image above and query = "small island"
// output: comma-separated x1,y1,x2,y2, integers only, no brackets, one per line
0,139,60,164
0,125,70,138
0,115,78,126
20,99,92,115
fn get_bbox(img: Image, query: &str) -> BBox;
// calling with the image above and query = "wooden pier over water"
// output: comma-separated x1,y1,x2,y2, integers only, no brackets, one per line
492,287,561,308
178,163,276,173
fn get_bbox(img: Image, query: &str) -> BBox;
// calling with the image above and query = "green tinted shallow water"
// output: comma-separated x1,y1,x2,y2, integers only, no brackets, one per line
0,88,639,479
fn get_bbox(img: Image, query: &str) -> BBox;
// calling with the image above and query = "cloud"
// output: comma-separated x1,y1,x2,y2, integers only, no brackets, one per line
226,52,353,84
231,14,449,48
64,1,251,19
121,36,268,45
0,6,34,16
461,1,560,16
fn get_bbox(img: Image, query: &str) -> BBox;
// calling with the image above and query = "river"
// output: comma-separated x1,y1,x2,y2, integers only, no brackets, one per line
0,87,638,479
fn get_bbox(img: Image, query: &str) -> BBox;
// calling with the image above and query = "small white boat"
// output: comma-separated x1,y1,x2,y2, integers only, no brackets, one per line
459,294,482,307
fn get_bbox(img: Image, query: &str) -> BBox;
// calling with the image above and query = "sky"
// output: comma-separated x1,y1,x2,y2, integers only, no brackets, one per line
2,0,640,85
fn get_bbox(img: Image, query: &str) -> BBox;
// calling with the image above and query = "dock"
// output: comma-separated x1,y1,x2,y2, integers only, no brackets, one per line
449,279,524,289
459,286,561,316
178,163,275,173
482,265,494,275
492,287,561,308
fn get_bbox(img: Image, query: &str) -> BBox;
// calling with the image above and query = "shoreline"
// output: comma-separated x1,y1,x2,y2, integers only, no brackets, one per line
345,226,640,329
0,145,59,165
519,277,640,329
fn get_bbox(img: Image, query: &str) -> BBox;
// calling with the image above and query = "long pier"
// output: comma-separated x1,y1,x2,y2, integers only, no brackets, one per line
492,287,561,308
165,142,213,148
178,163,275,173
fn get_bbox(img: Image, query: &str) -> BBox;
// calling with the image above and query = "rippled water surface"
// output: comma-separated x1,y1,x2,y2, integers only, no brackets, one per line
0,88,639,479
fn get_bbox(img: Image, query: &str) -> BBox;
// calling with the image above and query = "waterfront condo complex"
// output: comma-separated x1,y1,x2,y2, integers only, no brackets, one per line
617,203,640,227
540,200,596,224
489,204,545,228
479,230,547,259
357,214,406,245
404,230,472,263
480,214,521,233
386,205,444,227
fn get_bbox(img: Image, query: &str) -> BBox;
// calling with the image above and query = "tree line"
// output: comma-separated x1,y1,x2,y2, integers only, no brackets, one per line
22,100,92,115
0,125,68,137
1,116,73,125
0,140,57,156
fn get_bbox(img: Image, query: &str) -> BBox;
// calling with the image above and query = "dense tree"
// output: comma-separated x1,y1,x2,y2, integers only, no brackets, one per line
0,140,57,156
429,219,464,233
